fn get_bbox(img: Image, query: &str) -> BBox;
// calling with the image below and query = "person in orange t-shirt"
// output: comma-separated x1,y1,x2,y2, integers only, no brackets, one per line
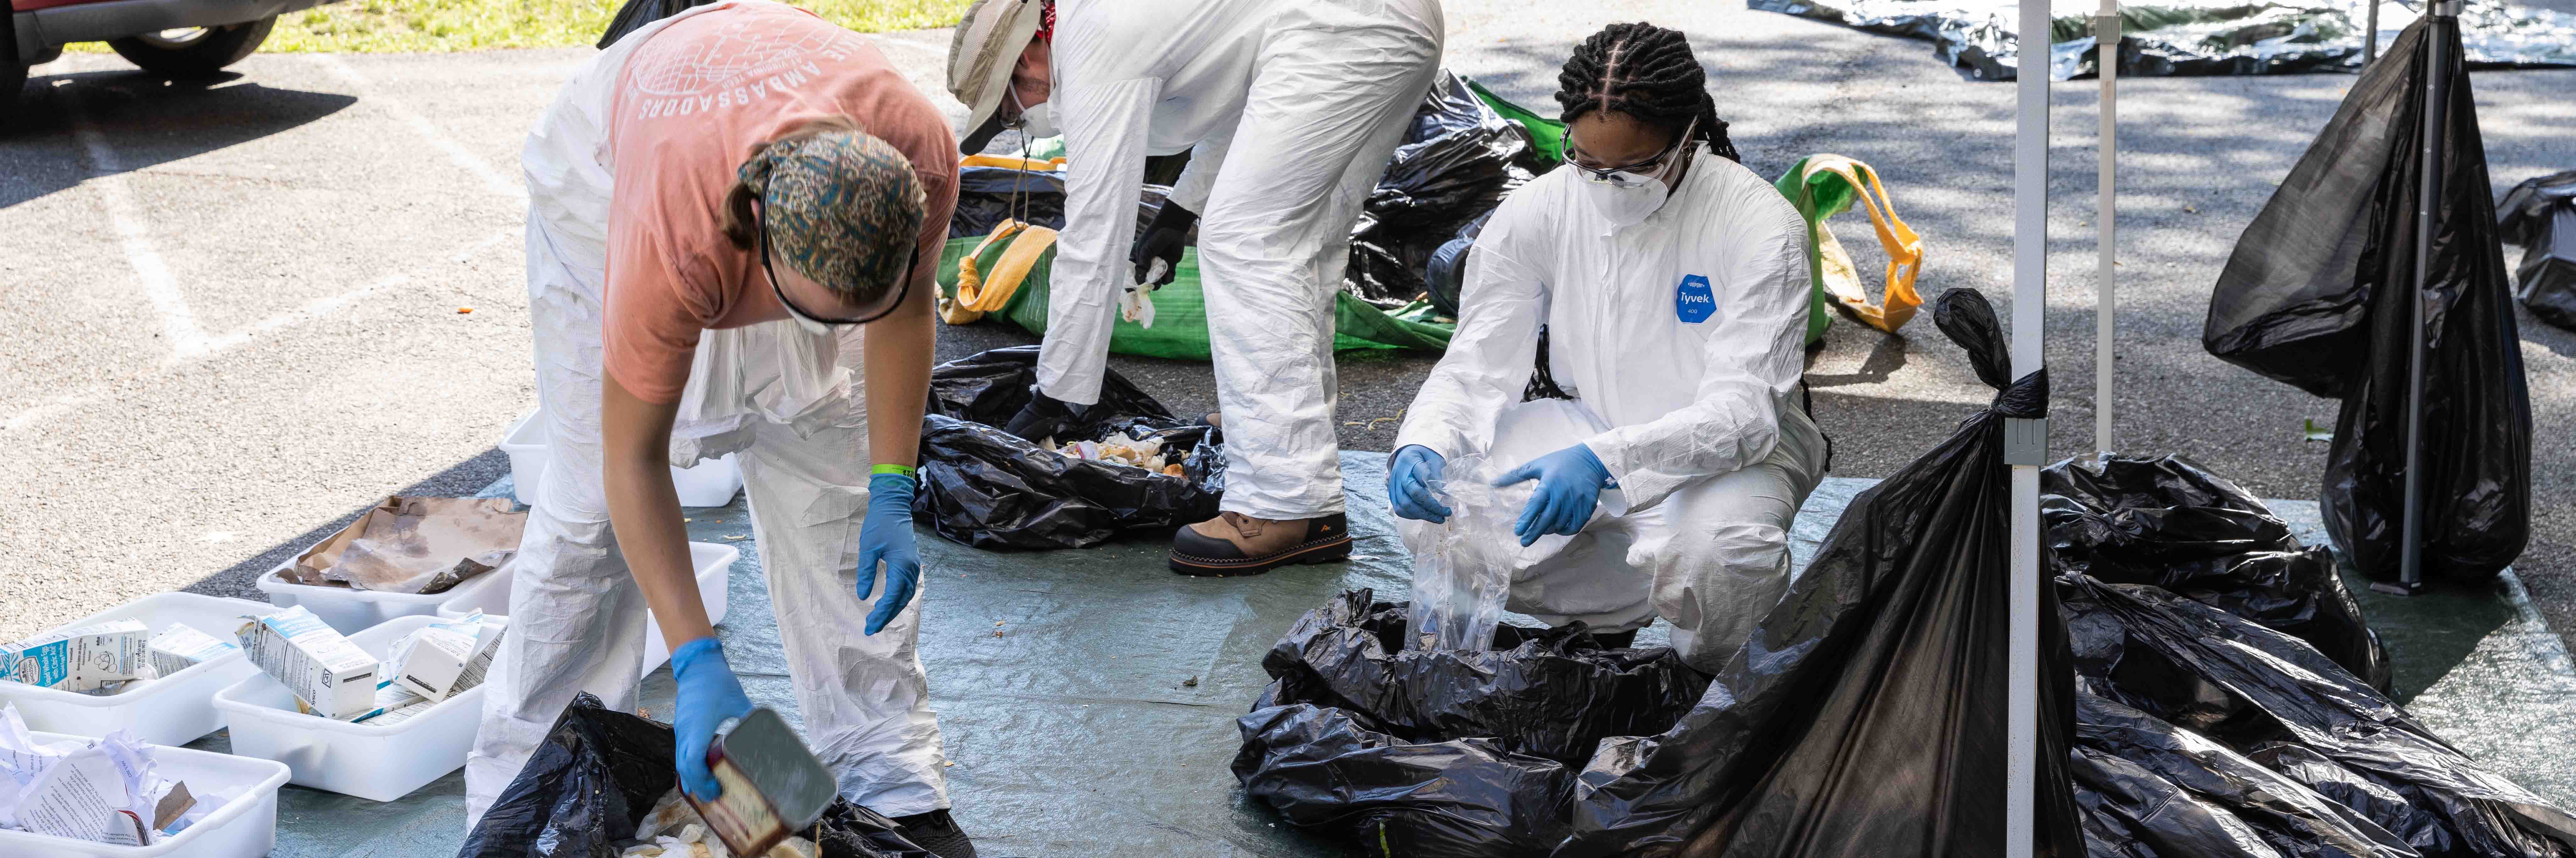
469,3,973,854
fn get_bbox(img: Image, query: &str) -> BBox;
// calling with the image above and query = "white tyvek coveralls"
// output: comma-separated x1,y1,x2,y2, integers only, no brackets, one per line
1392,147,1829,674
1034,0,1445,520
467,1,943,824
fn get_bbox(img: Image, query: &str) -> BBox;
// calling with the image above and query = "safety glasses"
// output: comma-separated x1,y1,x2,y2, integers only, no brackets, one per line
758,207,916,329
1561,116,1697,189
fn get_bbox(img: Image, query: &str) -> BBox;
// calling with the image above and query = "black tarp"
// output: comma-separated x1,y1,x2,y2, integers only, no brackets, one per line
459,694,932,858
2202,18,2530,586
1344,70,1546,307
2499,168,2576,331
914,346,1222,550
2041,454,2391,690
1232,591,1708,857
1747,0,2576,81
2061,575,2576,857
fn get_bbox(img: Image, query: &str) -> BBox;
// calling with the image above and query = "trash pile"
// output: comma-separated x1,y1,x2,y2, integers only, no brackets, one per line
463,694,932,858
2500,168,2576,331
2206,17,2531,587
1344,69,1550,307
1748,0,2576,81
0,704,234,846
2,618,235,696
913,346,1224,550
235,606,502,723
269,496,526,595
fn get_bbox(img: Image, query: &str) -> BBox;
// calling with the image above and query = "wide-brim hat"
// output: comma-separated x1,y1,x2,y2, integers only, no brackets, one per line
947,0,1046,155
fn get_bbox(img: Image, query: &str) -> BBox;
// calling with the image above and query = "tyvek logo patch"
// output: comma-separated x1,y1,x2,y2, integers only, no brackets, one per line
1675,275,1715,323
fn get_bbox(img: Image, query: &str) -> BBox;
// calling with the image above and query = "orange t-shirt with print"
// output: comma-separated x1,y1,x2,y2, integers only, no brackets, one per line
602,2,958,404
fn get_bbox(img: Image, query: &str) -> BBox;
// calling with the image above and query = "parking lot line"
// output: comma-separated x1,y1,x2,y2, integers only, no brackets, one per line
65,86,212,362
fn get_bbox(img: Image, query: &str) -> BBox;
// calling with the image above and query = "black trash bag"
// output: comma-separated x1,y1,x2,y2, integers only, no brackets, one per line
2059,575,2576,858
1345,70,1546,306
2498,168,2576,331
946,165,1188,244
914,347,1222,549
1553,289,2085,857
2202,18,2531,586
2040,455,2391,691
460,694,934,858
594,0,711,48
2070,684,2415,858
1232,590,1706,856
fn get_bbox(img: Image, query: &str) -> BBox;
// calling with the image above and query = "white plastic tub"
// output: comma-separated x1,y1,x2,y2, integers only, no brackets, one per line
437,542,736,678
0,592,283,746
0,730,290,857
502,409,743,508
254,556,475,635
211,614,501,802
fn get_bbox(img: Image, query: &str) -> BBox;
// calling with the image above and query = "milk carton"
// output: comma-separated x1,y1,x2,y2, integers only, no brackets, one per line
234,606,377,719
147,624,239,677
3,620,150,693
391,615,504,702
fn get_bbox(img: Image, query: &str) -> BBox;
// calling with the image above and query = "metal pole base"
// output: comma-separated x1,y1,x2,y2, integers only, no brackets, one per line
2370,579,2428,597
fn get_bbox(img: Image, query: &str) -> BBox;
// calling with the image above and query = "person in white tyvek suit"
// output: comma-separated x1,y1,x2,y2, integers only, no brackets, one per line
944,0,1445,575
471,3,978,854
1387,22,1829,673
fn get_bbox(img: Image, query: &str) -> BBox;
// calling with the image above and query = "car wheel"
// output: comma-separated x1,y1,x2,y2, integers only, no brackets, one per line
108,15,277,79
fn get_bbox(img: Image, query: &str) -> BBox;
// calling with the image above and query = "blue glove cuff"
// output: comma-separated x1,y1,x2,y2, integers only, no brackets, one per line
1574,444,1616,488
868,472,917,509
669,636,726,678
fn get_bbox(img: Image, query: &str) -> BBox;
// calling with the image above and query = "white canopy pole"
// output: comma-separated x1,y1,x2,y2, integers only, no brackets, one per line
2007,0,2051,849
2096,1,2118,458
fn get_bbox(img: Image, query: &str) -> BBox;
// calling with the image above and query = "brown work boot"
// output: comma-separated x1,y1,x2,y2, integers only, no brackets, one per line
1168,511,1350,576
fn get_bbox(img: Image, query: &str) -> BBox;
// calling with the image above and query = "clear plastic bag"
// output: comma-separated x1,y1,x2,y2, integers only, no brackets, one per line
1404,456,1512,652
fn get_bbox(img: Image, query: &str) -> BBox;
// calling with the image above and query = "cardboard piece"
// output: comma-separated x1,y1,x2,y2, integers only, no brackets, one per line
274,496,525,595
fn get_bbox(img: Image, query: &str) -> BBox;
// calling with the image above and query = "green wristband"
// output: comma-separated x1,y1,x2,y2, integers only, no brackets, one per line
870,464,919,478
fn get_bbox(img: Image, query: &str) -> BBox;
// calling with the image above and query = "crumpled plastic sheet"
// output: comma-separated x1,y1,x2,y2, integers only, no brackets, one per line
1402,454,1516,653
2061,575,2576,857
2070,685,2420,858
1232,590,1707,857
460,694,931,858
914,346,1223,550
1747,0,2576,80
2499,168,2576,332
2041,454,2391,691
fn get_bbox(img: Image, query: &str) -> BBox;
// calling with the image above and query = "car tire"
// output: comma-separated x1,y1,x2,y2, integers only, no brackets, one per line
108,15,276,79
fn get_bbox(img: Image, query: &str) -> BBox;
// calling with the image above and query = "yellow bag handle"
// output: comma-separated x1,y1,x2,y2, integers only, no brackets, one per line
950,219,1059,319
1802,154,1924,333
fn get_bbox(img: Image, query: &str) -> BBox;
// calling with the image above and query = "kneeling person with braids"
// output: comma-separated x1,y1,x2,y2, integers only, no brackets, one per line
1385,22,1828,672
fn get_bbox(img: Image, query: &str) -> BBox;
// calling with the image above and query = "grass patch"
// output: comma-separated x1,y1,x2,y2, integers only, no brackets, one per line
66,0,969,53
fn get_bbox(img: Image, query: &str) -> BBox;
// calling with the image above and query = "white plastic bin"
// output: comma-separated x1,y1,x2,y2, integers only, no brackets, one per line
0,730,290,857
0,592,283,746
211,614,500,802
502,409,743,508
437,542,736,678
254,555,479,635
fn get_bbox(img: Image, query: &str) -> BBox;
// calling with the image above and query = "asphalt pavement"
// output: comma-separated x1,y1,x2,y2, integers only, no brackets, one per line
4,0,2573,656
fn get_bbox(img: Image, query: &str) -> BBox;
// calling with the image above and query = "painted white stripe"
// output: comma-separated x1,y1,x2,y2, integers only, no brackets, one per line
316,54,526,202
66,88,211,362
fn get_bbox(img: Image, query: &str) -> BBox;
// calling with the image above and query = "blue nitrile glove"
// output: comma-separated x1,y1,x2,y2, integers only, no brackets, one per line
1388,445,1453,523
1493,444,1613,546
856,470,922,635
669,636,754,801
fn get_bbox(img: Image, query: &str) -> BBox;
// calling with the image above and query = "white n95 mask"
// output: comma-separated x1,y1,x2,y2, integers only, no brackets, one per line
1009,88,1058,139
1584,178,1672,227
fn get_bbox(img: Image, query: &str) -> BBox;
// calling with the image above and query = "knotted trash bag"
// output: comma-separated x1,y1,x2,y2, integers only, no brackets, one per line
2202,18,2530,585
1345,69,1546,306
1232,590,1707,857
460,693,933,858
2499,168,2576,331
2061,575,2576,857
2041,454,2391,691
1551,288,2084,857
914,346,1223,550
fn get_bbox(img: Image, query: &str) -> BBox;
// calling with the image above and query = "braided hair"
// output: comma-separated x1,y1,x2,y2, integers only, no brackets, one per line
1554,22,1740,163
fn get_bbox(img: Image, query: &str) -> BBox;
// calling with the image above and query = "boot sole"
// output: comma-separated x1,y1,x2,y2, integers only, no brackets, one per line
1168,534,1354,577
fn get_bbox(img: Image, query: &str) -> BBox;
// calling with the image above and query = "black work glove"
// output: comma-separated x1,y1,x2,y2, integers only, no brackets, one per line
1128,202,1198,287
